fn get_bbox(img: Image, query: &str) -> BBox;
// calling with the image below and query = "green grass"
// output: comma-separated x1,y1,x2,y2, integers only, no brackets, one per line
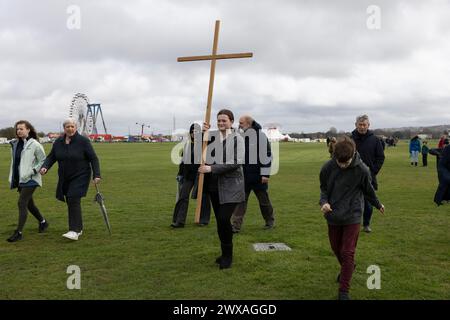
0,141,448,300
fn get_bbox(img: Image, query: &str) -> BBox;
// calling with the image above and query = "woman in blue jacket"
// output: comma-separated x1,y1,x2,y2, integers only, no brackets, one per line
409,136,421,167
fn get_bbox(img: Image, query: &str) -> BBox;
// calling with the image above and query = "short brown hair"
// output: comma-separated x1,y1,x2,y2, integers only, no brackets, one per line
334,136,356,162
217,109,234,122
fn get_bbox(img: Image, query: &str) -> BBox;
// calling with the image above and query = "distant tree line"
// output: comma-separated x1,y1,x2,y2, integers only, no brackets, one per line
0,127,15,139
288,126,445,140
0,127,46,140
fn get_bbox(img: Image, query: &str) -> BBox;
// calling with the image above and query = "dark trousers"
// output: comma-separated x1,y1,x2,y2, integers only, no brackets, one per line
17,186,44,232
172,179,211,225
328,223,360,293
66,197,83,233
422,154,428,166
209,192,238,246
231,187,274,230
363,199,373,227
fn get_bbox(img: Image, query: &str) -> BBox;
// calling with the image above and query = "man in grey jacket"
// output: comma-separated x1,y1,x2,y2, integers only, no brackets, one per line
320,136,385,300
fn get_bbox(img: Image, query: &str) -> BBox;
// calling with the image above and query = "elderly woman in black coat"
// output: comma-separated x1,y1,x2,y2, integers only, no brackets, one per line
199,109,245,269
40,118,101,241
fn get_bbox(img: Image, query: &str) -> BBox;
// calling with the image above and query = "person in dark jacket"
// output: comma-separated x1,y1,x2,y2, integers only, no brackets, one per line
328,137,337,158
230,115,274,233
421,141,429,167
434,144,450,205
7,120,48,242
429,139,449,170
351,115,385,233
438,131,448,149
171,123,211,227
320,136,385,300
199,109,245,269
40,118,101,241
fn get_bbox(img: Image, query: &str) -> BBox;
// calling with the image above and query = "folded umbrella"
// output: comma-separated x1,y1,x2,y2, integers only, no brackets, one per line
94,184,112,235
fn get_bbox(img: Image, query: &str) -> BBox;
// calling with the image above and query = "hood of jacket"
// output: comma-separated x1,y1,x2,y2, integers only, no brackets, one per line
251,120,262,131
351,129,374,141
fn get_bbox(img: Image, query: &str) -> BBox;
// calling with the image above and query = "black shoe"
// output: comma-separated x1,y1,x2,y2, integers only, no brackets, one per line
197,222,208,226
39,220,49,233
7,230,23,242
338,291,350,300
170,222,184,228
263,223,274,230
219,257,232,269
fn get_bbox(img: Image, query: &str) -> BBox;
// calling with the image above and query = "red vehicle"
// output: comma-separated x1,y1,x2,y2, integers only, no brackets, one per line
89,134,112,142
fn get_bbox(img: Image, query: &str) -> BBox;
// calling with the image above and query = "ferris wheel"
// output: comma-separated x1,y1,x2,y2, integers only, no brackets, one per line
68,93,94,135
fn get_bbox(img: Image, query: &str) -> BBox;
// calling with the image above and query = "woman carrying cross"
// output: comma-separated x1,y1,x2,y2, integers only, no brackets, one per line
199,109,245,269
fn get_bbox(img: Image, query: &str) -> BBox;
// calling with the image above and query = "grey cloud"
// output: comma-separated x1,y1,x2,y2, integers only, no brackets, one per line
1,0,450,135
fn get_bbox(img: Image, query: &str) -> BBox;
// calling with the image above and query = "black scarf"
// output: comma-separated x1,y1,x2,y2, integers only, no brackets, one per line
12,137,30,188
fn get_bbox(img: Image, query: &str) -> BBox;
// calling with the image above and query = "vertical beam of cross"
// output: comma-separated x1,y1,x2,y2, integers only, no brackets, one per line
177,20,253,223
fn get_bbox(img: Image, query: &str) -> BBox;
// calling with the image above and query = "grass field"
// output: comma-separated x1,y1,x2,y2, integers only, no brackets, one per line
0,140,449,300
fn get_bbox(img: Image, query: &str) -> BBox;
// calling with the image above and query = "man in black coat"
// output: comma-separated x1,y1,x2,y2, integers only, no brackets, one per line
231,115,274,233
351,115,385,233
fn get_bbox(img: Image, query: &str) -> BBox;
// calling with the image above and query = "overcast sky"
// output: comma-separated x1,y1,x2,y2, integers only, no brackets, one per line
1,0,450,135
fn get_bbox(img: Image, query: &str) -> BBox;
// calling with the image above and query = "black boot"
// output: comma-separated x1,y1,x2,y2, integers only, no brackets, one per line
7,230,23,242
39,219,49,233
170,222,184,228
219,244,233,269
338,291,350,300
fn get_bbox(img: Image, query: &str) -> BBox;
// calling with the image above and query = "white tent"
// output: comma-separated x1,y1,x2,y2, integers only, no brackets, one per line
263,124,290,142
171,128,189,142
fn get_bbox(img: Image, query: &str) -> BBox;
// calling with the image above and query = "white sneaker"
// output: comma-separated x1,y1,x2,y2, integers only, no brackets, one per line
62,231,79,241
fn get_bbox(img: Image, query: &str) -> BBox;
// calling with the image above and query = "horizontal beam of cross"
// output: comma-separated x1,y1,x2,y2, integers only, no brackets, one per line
177,52,253,62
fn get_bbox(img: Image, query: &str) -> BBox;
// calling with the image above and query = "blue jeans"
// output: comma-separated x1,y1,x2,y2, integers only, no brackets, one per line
410,151,419,163
363,199,373,227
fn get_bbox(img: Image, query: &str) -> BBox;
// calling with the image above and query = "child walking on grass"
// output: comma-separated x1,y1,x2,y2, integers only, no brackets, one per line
319,136,385,300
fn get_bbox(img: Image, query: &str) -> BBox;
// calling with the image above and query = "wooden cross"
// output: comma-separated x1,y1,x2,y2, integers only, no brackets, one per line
177,20,253,223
